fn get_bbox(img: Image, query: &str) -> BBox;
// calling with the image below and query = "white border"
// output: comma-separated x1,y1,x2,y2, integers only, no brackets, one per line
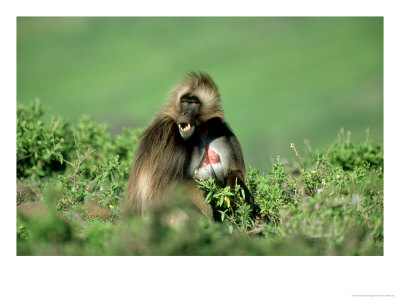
2,1,399,299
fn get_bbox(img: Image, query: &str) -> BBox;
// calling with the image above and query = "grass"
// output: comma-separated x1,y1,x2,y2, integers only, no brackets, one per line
17,17,383,170
16,101,383,255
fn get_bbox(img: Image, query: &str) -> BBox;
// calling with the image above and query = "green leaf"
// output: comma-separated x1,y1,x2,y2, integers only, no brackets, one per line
219,196,224,206
35,168,45,176
58,153,64,164
218,210,225,221
205,192,212,203
42,152,52,160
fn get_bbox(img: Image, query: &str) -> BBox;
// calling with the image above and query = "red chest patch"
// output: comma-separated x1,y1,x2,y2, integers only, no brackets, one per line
200,146,220,166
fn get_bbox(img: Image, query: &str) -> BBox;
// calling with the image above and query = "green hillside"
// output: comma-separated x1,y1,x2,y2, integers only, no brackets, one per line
17,17,383,170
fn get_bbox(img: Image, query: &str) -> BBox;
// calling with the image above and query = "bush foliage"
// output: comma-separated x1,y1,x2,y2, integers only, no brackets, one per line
16,101,383,255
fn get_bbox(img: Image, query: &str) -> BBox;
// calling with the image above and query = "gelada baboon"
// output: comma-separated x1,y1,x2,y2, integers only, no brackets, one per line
124,71,254,220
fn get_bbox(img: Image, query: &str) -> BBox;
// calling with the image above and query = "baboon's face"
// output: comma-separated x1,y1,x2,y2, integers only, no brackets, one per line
176,95,200,140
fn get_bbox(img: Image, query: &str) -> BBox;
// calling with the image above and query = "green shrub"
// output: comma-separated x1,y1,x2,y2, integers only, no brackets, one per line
16,101,383,255
17,100,74,178
310,128,383,171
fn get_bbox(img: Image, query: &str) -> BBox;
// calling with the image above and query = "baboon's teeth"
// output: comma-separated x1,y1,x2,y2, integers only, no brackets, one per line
180,123,191,132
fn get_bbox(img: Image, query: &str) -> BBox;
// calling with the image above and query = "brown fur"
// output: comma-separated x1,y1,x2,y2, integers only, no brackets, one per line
123,72,250,218
163,72,224,123
124,116,189,214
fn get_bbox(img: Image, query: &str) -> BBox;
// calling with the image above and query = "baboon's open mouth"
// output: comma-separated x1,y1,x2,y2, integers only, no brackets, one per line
178,122,195,140
179,123,191,132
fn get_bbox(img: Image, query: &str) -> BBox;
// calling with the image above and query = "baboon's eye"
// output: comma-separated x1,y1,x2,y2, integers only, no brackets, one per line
191,102,197,107
183,102,188,106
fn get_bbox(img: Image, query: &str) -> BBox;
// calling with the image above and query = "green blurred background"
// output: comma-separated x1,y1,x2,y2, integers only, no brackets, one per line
17,17,383,171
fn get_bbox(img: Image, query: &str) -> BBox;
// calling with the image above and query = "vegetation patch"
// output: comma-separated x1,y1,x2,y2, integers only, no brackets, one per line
17,101,383,255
